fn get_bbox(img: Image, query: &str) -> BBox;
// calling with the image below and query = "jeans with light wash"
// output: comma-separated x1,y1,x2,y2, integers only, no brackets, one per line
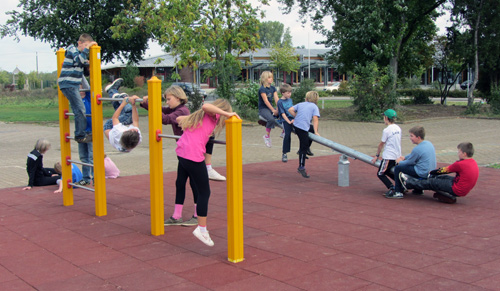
78,141,93,183
103,88,133,130
60,87,87,139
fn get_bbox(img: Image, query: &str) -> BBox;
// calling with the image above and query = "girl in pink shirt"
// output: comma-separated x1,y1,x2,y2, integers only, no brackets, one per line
175,99,239,246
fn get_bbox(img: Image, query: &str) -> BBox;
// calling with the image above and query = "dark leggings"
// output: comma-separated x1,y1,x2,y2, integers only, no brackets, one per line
294,125,313,168
175,156,211,216
205,136,214,155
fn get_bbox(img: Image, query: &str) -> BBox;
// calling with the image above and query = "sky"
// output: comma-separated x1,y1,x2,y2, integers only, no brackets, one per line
0,0,450,74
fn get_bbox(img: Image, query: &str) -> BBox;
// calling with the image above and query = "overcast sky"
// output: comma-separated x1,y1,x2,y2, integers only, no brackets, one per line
0,0,449,73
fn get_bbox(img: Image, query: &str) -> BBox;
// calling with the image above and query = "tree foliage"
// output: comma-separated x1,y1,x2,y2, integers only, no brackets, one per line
268,44,300,86
449,0,500,105
121,63,140,88
351,62,398,120
258,21,293,48
112,0,263,71
0,0,149,63
278,0,445,89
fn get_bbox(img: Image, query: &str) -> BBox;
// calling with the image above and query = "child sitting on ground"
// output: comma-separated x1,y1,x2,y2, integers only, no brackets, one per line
53,162,83,193
22,139,60,190
103,78,142,152
399,142,479,203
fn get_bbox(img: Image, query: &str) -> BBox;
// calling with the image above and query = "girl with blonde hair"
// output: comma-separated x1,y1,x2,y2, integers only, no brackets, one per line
288,91,321,178
258,71,279,147
175,99,239,246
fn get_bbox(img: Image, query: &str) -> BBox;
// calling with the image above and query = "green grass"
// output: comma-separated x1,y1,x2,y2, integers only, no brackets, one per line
317,100,353,109
488,163,500,169
0,106,129,122
0,88,149,123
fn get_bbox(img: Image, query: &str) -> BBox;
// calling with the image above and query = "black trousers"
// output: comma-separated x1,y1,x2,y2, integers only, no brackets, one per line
175,156,211,216
294,125,314,168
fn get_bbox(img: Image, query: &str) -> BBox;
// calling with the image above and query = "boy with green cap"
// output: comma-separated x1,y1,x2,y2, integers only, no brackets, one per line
372,109,402,196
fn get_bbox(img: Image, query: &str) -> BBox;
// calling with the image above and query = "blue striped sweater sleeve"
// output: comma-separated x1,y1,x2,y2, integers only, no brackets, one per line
57,45,89,89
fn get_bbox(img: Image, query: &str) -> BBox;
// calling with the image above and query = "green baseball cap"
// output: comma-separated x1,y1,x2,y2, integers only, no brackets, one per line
383,109,397,119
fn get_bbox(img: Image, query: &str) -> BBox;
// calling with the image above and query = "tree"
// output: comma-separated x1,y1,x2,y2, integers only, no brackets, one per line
16,72,26,90
111,0,264,99
258,21,293,48
432,35,468,104
278,0,445,90
0,0,149,63
268,44,300,86
0,71,10,85
449,0,500,106
121,63,140,88
27,71,41,89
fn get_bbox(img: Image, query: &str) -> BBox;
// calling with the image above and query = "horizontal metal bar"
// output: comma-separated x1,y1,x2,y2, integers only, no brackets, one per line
258,115,379,168
79,89,90,92
98,97,144,103
67,159,94,167
65,113,92,117
158,134,226,145
68,182,95,192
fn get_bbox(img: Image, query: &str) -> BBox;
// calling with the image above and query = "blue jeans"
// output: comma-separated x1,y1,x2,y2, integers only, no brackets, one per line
78,141,93,182
394,163,420,193
61,87,87,139
103,88,133,130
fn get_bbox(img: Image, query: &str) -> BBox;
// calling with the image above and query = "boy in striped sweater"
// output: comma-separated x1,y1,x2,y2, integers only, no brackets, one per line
57,33,97,143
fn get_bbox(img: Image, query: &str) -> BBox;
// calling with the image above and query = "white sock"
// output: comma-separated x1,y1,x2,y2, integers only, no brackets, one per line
198,225,207,233
206,164,212,171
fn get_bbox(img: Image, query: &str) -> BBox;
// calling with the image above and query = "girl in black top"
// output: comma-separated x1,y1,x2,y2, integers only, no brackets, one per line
22,139,60,190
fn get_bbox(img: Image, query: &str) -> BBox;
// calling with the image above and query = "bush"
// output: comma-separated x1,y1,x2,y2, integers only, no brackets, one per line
234,81,260,110
351,62,398,120
292,78,315,104
121,63,139,88
486,88,500,115
398,77,420,89
397,89,433,104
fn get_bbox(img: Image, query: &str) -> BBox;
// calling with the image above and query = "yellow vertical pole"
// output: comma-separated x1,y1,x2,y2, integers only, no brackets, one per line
225,116,244,263
57,48,74,206
148,76,164,236
89,45,107,217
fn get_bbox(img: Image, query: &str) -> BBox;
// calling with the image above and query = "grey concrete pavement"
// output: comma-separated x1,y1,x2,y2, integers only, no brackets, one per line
2,117,499,189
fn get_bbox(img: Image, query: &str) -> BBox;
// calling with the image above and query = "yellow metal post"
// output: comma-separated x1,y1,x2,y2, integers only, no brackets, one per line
148,76,164,236
225,116,244,263
89,45,107,216
57,48,74,206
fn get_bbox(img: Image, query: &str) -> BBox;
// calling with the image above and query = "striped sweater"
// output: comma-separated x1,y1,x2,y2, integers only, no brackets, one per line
57,44,90,89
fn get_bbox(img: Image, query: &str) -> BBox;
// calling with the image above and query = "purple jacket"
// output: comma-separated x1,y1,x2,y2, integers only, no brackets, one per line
140,102,190,136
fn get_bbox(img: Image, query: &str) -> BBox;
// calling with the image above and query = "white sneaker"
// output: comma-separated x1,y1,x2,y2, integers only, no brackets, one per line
208,168,226,181
193,226,214,247
263,135,271,147
280,131,285,138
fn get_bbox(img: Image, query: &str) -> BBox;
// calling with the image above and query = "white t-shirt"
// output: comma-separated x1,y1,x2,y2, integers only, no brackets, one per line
108,123,142,152
381,123,401,160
